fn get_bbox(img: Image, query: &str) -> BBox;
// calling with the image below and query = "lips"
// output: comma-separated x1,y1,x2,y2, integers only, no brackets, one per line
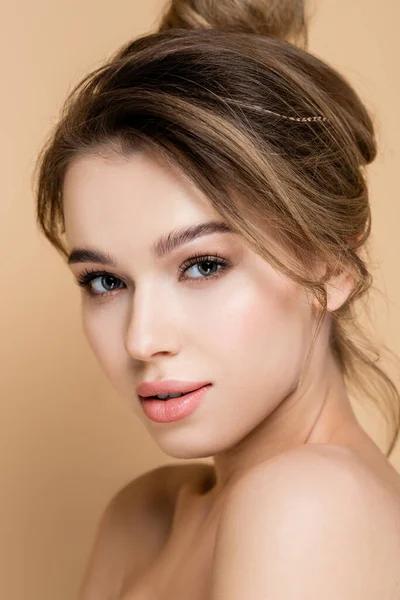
140,384,210,423
137,379,211,399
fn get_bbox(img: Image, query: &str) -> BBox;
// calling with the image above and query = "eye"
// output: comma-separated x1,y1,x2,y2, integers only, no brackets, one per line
75,270,125,298
178,251,231,283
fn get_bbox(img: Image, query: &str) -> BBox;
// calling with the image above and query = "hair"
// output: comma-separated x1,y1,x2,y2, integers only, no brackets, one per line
34,0,400,457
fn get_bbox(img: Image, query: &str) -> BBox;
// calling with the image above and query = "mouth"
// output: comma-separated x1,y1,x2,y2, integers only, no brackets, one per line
141,387,206,401
137,379,211,399
139,385,211,423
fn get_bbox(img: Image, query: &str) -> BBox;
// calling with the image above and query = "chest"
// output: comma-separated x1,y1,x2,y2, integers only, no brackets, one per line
120,486,221,599
121,538,215,599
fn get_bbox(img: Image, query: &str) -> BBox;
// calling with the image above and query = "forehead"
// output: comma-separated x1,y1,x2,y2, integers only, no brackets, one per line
62,149,221,249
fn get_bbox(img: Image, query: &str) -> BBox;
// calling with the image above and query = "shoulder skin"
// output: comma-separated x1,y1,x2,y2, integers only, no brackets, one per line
78,463,186,600
211,445,400,600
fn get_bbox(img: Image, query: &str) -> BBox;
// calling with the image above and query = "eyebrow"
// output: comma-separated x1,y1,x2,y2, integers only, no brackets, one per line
67,220,235,267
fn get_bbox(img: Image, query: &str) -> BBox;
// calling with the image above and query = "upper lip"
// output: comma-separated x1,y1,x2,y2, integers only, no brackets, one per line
137,379,211,398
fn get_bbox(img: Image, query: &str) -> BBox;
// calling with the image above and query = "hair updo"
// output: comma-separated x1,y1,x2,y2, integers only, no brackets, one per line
35,0,400,456
158,0,309,46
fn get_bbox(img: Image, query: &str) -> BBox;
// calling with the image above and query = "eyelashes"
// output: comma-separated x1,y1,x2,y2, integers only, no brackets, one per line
74,250,231,299
75,270,124,298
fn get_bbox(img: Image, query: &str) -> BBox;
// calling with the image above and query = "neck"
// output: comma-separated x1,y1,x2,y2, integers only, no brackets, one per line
206,347,364,503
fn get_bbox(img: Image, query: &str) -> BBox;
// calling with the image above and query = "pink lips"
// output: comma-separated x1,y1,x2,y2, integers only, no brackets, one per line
136,379,211,398
140,384,211,423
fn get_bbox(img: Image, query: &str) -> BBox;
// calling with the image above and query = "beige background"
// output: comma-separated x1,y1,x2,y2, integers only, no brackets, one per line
1,1,399,599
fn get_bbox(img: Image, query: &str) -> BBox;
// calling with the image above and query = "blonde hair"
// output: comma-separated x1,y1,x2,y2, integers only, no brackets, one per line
34,0,400,456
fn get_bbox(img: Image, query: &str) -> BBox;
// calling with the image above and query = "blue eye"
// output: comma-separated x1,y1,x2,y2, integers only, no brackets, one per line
74,251,231,299
75,272,125,298
178,252,230,281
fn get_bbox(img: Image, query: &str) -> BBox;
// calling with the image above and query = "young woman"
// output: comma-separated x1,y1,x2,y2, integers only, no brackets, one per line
34,0,400,598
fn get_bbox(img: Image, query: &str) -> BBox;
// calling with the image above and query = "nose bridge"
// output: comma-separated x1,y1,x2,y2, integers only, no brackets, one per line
124,280,180,359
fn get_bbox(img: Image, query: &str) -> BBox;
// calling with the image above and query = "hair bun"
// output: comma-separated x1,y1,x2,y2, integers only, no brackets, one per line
157,0,309,48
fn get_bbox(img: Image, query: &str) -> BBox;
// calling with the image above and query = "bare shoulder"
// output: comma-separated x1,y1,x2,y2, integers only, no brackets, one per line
77,465,171,600
230,443,400,510
212,445,400,599
78,462,205,600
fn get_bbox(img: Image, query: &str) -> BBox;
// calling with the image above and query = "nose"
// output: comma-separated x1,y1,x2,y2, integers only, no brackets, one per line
124,284,182,361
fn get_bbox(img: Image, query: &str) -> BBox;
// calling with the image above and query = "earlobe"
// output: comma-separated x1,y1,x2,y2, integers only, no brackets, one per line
326,270,355,312
311,269,355,313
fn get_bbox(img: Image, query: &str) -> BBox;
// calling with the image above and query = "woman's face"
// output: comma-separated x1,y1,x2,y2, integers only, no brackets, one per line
63,148,317,459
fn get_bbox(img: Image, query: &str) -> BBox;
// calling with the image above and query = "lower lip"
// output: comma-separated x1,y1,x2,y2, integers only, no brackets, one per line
140,385,211,423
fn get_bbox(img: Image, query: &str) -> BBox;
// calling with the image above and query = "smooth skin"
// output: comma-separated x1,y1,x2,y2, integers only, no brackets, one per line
63,148,400,599
211,445,400,599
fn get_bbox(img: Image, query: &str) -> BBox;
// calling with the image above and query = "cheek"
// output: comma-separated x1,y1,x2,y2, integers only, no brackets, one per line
203,271,313,381
83,314,111,365
82,308,129,393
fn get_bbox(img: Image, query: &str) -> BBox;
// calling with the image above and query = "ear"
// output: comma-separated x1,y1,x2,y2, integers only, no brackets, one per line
312,266,355,312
